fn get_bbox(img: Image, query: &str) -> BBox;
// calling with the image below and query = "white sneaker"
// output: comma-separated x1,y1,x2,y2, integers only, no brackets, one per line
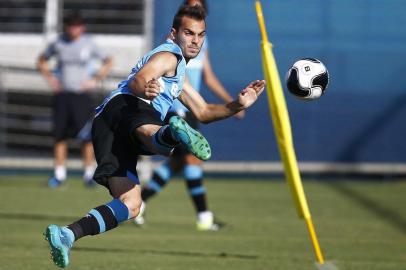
196,211,226,231
134,215,145,226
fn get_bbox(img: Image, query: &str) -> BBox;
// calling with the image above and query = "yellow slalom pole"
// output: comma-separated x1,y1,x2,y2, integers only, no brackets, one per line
255,0,325,264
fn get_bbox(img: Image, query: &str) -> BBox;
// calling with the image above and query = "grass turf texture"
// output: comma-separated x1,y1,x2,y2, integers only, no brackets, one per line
0,175,404,270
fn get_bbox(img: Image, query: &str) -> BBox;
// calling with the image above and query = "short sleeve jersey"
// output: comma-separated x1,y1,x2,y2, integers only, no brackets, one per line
42,34,109,92
95,39,186,121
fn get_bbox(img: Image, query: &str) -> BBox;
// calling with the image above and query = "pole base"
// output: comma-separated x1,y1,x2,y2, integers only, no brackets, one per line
315,261,340,270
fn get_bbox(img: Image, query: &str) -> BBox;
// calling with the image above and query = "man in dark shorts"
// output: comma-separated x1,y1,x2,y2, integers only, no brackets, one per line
44,5,265,268
37,13,113,188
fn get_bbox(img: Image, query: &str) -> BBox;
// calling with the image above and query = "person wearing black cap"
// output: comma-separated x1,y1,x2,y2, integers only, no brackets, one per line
37,13,113,188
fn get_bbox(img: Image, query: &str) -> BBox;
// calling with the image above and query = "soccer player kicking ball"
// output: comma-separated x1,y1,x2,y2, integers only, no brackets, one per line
44,4,265,268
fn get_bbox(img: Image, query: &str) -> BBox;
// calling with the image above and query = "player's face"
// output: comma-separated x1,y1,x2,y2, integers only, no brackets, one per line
66,24,85,40
172,16,206,60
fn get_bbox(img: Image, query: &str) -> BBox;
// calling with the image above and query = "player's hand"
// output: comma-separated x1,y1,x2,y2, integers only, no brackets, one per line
238,80,265,109
145,78,162,100
81,78,98,92
48,76,62,93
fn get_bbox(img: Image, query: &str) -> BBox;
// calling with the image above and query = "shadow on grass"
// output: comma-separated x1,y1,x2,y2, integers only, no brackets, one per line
0,212,258,260
73,246,258,260
0,212,75,222
326,182,406,234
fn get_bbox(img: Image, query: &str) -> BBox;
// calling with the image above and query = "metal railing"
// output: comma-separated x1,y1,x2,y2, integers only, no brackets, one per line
0,0,147,35
0,64,119,154
0,0,45,33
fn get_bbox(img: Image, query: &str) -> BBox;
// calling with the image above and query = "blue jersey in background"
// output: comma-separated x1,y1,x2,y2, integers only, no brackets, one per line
170,38,208,116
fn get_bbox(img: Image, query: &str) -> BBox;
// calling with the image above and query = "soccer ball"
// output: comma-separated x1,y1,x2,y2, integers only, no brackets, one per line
285,58,329,100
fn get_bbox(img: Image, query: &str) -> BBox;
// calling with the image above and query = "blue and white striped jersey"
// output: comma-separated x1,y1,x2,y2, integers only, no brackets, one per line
95,39,186,120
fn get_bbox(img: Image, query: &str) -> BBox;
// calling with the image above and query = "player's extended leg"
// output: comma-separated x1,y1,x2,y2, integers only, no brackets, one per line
44,177,142,268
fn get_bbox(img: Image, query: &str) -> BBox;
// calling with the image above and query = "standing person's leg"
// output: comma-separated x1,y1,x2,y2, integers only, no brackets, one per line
49,92,69,188
181,113,223,231
72,92,97,186
184,154,224,231
137,152,191,201
82,142,96,185
140,158,179,202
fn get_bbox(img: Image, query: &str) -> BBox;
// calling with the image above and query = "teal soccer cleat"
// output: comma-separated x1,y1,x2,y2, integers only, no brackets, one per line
44,225,73,268
169,116,211,161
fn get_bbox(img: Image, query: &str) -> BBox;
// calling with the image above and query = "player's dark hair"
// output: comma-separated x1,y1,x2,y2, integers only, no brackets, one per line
183,0,209,14
172,4,206,31
65,12,85,26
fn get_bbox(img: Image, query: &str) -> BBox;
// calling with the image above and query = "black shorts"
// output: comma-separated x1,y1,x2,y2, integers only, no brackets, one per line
92,94,163,189
53,92,94,142
165,111,199,157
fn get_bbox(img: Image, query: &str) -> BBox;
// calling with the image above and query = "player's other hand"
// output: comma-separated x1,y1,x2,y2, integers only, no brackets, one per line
238,80,265,109
145,78,162,100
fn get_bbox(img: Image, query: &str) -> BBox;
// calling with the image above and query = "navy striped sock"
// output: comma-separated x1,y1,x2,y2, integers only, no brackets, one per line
142,163,172,201
184,165,207,213
152,126,179,155
67,199,129,241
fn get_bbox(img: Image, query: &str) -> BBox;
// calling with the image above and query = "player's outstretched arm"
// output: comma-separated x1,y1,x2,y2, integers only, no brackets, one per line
202,50,245,119
179,80,265,124
129,52,178,100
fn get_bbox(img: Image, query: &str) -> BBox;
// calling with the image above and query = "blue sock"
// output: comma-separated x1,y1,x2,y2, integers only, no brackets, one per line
67,199,130,241
152,126,178,155
184,165,207,213
142,163,172,201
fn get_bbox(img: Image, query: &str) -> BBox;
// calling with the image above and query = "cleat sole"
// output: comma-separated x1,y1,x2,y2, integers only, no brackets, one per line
44,225,69,268
169,117,211,161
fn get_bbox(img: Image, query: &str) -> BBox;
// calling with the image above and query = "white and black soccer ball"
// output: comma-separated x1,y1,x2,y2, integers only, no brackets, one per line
285,58,329,100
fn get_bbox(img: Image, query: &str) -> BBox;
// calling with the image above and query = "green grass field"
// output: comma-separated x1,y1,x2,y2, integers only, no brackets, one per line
0,175,405,270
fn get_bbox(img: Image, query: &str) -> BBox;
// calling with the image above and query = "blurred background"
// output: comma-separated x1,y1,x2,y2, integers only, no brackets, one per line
0,1,405,270
0,0,405,176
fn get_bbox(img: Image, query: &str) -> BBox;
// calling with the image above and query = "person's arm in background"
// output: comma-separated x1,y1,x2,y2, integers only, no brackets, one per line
81,40,114,91
37,43,62,92
93,57,114,82
202,49,245,119
81,57,114,91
